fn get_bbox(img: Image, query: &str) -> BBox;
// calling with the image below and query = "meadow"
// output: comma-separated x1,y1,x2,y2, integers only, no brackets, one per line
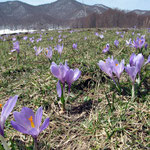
0,28,149,150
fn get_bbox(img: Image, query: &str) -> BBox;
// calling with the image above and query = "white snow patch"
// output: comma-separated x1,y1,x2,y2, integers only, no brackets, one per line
0,29,36,35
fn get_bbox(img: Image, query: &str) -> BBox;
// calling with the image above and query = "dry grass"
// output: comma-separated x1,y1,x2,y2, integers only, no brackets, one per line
0,28,149,150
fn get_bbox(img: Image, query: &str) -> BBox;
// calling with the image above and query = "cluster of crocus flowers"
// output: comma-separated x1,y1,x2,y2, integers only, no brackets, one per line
125,53,145,99
50,61,81,110
98,56,125,84
102,44,110,53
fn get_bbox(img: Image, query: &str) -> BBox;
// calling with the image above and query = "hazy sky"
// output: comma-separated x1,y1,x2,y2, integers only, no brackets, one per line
0,0,150,10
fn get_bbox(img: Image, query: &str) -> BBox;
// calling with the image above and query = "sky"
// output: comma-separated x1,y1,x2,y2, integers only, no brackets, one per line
0,0,150,11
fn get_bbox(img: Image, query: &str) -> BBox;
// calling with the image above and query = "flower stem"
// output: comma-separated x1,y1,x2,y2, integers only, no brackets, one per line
60,84,65,111
132,83,135,101
0,135,10,150
137,73,140,85
33,138,38,150
17,53,19,65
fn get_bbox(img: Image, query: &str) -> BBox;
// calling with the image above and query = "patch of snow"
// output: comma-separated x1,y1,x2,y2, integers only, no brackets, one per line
134,10,146,15
94,4,108,9
0,29,36,35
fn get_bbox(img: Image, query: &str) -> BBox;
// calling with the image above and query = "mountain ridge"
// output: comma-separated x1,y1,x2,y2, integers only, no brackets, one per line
0,0,149,29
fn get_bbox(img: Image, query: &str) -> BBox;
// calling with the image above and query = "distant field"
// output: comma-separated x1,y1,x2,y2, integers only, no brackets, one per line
0,28,149,150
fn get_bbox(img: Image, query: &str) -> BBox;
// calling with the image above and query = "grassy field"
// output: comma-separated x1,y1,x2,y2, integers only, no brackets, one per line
0,28,150,150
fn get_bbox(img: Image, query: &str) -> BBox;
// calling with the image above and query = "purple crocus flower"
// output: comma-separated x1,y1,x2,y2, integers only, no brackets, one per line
12,37,16,41
97,59,114,81
145,43,148,50
36,38,42,43
126,38,132,46
120,35,124,38
0,95,18,136
125,64,139,83
55,44,63,56
11,41,20,53
70,30,73,34
98,56,124,82
65,68,81,93
114,40,119,47
102,44,109,53
144,55,150,65
137,33,141,36
72,43,77,49
50,61,69,85
63,35,67,38
58,35,61,38
50,37,53,41
112,59,125,79
23,36,28,40
50,62,81,98
58,39,62,43
11,107,49,139
99,34,104,39
45,47,53,60
129,53,144,73
34,46,43,56
132,37,145,49
116,31,120,35
30,37,34,43
84,37,87,40
95,32,99,36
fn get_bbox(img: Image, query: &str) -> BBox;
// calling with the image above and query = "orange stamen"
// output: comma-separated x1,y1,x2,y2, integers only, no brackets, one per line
0,104,2,108
28,116,35,128
116,64,118,66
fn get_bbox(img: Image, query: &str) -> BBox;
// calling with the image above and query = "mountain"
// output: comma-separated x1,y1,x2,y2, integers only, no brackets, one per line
131,9,150,15
0,0,109,28
0,0,149,29
38,0,109,20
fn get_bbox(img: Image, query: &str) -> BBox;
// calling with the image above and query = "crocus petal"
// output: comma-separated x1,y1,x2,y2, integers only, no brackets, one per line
134,54,144,72
28,128,39,138
144,55,150,65
35,107,43,128
98,60,113,78
21,107,35,124
1,95,18,126
11,49,16,52
73,68,81,82
11,121,28,134
57,81,62,97
125,64,138,83
129,53,136,66
13,111,31,130
50,64,60,78
40,118,49,132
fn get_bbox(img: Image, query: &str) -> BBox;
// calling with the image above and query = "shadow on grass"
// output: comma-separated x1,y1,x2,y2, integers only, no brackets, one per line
69,100,93,115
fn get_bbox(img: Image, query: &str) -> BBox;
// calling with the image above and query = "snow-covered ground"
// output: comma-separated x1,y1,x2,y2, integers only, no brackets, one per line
0,29,37,35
